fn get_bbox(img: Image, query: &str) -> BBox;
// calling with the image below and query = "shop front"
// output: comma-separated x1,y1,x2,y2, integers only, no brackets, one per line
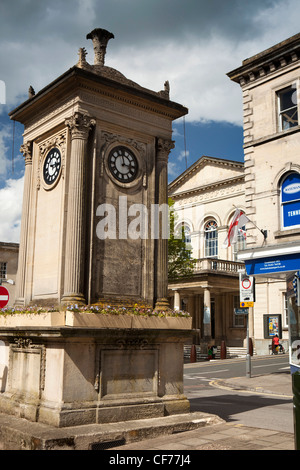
237,242,300,373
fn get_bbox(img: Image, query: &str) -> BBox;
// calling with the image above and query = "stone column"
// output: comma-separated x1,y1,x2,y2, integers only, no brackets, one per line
154,138,174,311
174,290,180,310
203,287,211,338
15,142,32,306
62,112,95,304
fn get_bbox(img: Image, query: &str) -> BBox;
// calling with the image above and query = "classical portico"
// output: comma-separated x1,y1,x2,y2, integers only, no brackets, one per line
169,257,246,348
168,155,249,350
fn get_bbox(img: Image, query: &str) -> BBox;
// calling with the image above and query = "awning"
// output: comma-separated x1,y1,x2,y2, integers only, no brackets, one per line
237,242,300,278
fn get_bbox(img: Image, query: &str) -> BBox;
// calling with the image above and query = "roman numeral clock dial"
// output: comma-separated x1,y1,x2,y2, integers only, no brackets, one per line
108,146,138,183
43,147,61,186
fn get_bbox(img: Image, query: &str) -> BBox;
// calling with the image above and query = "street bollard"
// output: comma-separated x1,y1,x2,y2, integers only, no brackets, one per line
190,344,196,363
220,340,226,360
249,337,253,356
293,371,300,450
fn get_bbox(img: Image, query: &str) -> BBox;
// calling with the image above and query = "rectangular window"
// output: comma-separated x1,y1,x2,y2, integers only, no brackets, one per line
0,262,7,280
278,86,298,131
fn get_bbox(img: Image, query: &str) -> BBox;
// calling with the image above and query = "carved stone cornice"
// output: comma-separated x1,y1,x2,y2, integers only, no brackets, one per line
228,32,300,87
171,175,245,205
65,112,96,140
20,141,32,166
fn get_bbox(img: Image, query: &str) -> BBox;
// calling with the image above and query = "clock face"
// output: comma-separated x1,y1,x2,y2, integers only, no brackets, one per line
43,148,61,185
108,146,138,183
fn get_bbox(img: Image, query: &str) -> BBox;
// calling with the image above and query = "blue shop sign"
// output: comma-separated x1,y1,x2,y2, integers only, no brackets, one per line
282,173,300,228
245,252,300,276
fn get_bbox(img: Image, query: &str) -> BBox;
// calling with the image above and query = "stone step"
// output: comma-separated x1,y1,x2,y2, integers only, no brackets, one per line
184,345,256,361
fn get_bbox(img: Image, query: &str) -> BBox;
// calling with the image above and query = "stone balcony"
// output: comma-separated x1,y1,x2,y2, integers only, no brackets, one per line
193,258,245,275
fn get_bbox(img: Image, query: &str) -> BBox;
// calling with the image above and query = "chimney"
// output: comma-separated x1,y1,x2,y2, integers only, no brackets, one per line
86,28,114,66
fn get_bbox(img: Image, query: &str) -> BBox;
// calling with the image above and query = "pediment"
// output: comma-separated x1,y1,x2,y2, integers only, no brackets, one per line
169,156,244,197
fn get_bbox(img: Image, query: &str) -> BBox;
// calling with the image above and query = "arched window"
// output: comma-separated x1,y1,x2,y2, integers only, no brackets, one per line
175,222,191,244
204,220,218,257
183,224,191,244
281,172,300,229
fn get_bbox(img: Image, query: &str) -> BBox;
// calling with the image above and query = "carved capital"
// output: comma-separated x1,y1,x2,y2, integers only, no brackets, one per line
65,112,96,140
20,141,32,165
156,138,175,164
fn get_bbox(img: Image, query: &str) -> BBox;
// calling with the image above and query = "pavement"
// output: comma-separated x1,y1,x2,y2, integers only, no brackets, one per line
108,365,295,452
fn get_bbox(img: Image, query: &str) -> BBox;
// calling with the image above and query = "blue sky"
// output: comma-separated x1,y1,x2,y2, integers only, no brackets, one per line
1,0,300,242
168,120,243,181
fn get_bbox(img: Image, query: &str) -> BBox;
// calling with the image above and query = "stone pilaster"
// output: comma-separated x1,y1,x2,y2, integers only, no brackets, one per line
155,137,174,311
62,112,95,304
15,142,32,306
203,287,211,338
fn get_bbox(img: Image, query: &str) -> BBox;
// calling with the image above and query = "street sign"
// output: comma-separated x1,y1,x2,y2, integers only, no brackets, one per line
0,285,9,308
235,308,249,315
240,301,254,308
239,272,255,302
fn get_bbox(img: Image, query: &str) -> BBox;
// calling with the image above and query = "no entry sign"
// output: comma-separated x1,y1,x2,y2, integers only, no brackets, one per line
239,272,255,303
0,285,9,308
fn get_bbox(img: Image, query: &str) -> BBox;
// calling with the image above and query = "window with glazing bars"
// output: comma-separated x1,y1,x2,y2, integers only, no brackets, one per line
278,85,298,131
0,262,7,280
204,220,218,257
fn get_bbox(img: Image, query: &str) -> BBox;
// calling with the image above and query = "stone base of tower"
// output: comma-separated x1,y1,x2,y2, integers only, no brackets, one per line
0,312,192,428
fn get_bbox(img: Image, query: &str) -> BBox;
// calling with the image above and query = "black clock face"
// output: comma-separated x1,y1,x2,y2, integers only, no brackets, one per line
108,146,138,183
43,148,61,185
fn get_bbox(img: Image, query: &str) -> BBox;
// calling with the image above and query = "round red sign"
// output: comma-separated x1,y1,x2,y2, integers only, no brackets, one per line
242,279,251,289
0,285,9,308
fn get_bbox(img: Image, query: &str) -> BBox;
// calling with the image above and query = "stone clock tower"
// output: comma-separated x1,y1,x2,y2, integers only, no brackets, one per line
12,28,188,309
0,30,193,435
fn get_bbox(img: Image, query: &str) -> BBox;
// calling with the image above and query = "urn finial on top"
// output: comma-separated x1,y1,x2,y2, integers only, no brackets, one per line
86,28,114,66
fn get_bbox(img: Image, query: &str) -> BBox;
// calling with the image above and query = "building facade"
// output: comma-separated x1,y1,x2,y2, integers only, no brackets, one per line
228,33,300,356
169,33,300,356
0,242,18,307
168,156,248,353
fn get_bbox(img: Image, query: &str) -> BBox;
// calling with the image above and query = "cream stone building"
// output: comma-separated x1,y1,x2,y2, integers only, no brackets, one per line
169,33,300,356
227,33,300,357
0,242,18,307
168,156,248,353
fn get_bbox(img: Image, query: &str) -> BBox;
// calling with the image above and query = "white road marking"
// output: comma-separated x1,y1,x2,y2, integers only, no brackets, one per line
253,362,288,368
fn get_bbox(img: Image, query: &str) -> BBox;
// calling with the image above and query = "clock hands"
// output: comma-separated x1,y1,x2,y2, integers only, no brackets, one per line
108,147,138,183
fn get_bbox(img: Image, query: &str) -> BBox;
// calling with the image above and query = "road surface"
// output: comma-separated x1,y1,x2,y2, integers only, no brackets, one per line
184,355,293,433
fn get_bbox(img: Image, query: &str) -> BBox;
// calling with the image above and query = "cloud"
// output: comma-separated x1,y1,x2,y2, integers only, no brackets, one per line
0,125,11,177
1,0,300,242
168,162,179,178
1,0,300,124
0,177,24,243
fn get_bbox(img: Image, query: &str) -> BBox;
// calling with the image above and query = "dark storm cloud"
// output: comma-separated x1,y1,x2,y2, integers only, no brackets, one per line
0,0,278,47
0,0,298,117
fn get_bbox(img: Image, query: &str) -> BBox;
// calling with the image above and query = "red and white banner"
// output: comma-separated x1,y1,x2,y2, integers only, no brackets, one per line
223,208,250,248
